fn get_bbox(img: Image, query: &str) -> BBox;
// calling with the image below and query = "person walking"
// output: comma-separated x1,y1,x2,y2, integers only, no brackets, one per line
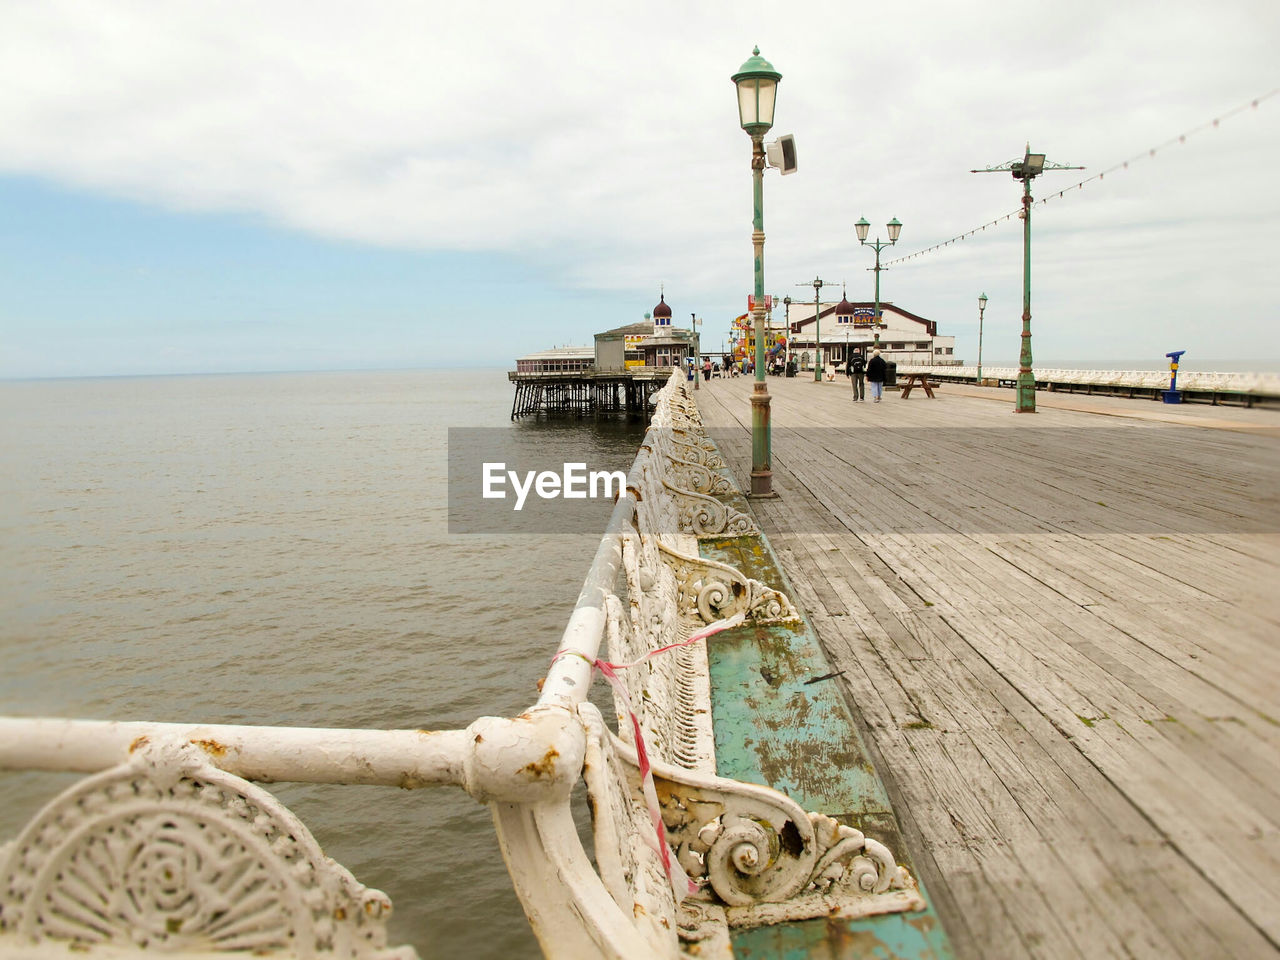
867,349,887,403
846,350,866,402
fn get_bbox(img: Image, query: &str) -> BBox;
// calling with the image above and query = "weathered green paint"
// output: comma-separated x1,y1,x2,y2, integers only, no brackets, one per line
695,470,953,959
732,903,952,960
752,134,767,387
700,543,890,814
748,131,772,495
734,46,782,84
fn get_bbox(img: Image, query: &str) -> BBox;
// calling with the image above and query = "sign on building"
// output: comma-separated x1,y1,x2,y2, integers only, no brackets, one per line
624,334,646,369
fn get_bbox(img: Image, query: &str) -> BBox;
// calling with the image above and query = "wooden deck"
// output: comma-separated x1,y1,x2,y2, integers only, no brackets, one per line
693,376,1280,960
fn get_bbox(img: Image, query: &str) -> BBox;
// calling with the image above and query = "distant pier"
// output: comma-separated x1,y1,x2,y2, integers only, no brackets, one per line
507,369,676,419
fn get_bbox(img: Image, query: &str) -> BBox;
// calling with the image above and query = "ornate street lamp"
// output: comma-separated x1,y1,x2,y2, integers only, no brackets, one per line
977,292,988,383
856,217,902,349
782,295,792,371
691,313,701,390
796,277,829,381
972,146,1082,412
733,47,782,497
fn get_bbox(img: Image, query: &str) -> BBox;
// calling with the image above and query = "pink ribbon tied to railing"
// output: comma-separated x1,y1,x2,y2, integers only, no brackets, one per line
554,611,746,902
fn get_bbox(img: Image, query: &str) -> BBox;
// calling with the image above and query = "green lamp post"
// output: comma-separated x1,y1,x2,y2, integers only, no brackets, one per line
856,216,902,349
691,313,701,391
972,146,1082,412
797,277,828,381
977,292,988,383
733,47,781,497
782,295,792,371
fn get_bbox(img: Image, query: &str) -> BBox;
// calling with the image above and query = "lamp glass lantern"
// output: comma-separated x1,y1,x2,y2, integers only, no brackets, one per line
978,292,988,311
732,47,781,134
887,217,902,243
855,217,870,243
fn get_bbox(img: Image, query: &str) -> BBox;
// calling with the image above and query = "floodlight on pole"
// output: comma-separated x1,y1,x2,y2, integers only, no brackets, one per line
972,145,1083,413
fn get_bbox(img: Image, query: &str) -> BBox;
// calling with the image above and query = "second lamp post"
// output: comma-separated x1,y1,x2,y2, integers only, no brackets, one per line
855,216,902,349
691,313,701,390
977,292,987,383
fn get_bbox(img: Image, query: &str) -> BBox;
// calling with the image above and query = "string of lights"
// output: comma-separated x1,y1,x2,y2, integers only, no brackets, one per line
881,89,1278,267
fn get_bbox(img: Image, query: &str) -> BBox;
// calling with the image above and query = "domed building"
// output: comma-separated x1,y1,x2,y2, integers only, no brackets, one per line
592,292,697,372
651,293,672,333
512,291,699,418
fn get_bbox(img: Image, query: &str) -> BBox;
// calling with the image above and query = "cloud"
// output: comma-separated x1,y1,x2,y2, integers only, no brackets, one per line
0,0,1277,363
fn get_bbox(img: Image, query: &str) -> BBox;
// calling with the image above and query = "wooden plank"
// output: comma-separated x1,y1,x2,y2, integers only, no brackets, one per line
690,378,1280,957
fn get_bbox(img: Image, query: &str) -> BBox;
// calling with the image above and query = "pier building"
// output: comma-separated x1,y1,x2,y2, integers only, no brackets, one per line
785,299,957,370
510,293,698,418
513,345,594,374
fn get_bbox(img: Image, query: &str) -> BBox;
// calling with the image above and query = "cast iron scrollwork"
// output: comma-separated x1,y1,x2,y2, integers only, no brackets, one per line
665,457,733,498
657,542,798,625
660,479,758,538
583,708,924,924
0,738,414,958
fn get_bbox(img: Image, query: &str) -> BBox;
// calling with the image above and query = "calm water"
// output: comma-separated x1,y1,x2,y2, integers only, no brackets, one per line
0,368,645,958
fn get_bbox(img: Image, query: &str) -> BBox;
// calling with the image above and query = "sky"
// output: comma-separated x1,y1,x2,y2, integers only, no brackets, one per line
0,0,1277,378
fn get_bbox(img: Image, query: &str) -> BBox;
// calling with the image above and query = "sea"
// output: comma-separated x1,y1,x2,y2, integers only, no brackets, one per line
0,368,647,959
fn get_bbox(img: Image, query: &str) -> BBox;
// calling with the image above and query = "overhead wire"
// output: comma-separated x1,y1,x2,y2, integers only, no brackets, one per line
880,89,1278,268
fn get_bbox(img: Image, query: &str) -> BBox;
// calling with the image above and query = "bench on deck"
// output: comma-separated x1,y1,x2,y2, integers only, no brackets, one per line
899,372,938,398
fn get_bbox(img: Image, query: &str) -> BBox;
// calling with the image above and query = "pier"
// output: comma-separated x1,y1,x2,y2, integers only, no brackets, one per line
507,369,673,419
693,375,1280,959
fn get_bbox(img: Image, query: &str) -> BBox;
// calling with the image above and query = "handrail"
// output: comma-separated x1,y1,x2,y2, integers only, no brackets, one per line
535,463,638,712
0,718,470,787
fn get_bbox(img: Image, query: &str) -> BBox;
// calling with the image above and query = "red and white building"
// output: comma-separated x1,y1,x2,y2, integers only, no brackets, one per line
784,297,957,370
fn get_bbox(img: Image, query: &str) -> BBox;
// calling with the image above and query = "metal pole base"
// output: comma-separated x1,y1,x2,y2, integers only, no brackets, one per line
1015,374,1036,413
749,472,776,498
749,385,775,498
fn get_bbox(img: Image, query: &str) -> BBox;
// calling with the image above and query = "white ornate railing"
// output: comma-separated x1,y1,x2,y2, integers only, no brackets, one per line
0,370,923,959
898,362,1280,396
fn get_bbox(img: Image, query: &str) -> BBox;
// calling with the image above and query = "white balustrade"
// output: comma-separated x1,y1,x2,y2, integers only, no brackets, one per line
898,363,1280,395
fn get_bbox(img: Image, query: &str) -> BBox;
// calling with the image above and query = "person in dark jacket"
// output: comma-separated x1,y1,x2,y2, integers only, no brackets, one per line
846,350,866,402
867,349,887,402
